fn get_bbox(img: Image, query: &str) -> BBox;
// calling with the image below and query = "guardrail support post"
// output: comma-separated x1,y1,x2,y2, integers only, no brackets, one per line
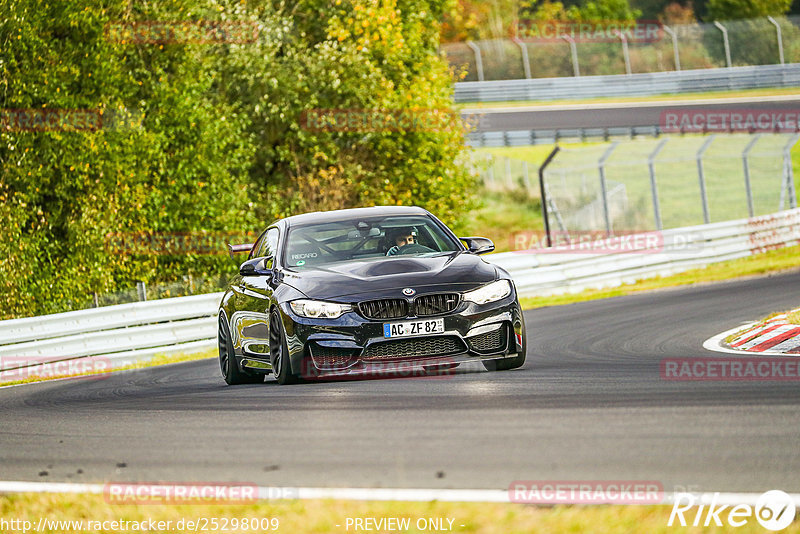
647,138,669,230
598,142,619,236
561,35,580,77
539,146,561,247
767,16,785,65
615,31,632,75
512,38,532,79
780,133,799,210
136,281,147,302
697,135,715,224
742,134,760,217
466,41,485,82
713,21,732,68
662,25,680,71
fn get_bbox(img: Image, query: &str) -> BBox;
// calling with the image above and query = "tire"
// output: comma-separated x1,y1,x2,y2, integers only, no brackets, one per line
218,313,263,385
269,309,299,385
483,318,527,372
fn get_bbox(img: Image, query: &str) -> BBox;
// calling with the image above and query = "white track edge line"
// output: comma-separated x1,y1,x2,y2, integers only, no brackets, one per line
0,481,799,506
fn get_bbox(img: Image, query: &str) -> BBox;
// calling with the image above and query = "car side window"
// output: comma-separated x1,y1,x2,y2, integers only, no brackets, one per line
256,228,279,268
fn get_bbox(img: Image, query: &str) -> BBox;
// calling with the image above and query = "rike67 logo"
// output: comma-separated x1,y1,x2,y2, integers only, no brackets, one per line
669,490,796,531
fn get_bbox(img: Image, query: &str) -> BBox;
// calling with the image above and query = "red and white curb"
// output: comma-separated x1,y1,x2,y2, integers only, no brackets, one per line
704,309,800,356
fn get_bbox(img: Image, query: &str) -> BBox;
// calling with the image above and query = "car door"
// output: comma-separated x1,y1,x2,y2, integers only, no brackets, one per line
230,227,280,360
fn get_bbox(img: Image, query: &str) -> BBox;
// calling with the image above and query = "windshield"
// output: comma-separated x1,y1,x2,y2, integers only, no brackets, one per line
284,215,462,268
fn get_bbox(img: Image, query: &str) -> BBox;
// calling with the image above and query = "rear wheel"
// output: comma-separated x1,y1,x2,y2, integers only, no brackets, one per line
270,309,299,385
218,314,263,385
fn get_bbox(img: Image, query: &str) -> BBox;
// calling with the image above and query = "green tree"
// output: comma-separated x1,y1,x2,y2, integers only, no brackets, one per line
706,0,791,19
0,0,476,318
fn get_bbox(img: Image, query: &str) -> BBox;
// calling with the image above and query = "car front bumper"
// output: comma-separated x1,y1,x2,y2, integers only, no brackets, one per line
279,294,525,379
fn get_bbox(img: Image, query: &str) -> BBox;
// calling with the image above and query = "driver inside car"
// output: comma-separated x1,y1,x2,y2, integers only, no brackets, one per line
385,228,417,256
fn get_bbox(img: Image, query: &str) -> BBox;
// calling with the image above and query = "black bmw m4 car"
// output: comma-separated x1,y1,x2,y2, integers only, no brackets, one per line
218,206,527,385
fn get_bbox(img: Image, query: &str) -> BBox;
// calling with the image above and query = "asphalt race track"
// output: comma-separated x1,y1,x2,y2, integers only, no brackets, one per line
2,270,800,493
461,95,800,133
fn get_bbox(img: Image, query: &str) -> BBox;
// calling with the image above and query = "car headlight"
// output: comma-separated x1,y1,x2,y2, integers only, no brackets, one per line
290,299,352,319
463,280,512,305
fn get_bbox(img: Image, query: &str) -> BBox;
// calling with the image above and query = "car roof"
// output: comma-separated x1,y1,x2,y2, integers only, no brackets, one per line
281,206,431,228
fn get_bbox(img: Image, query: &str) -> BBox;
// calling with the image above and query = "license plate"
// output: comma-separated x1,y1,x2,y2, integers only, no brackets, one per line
383,318,445,338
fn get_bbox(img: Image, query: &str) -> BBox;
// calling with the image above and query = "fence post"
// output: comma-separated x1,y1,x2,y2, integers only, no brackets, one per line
598,142,620,236
539,146,561,247
561,35,580,77
466,41,485,82
781,133,799,210
662,25,680,71
136,281,147,302
615,31,632,75
713,22,732,68
648,138,669,230
742,134,760,218
696,135,715,224
767,16,785,65
522,160,532,191
512,38,532,79
505,157,513,188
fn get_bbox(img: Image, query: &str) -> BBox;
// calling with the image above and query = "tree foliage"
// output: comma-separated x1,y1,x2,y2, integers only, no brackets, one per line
0,0,475,318
706,0,791,19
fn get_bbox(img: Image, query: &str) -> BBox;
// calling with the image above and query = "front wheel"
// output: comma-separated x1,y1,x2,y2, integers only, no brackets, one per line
218,314,263,385
269,309,299,385
483,317,527,372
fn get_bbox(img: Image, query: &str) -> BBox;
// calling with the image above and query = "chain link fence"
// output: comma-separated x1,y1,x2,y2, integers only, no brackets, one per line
443,16,800,81
475,133,799,236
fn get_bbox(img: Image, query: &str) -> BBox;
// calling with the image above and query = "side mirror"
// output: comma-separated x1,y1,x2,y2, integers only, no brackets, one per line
239,256,273,276
460,236,495,255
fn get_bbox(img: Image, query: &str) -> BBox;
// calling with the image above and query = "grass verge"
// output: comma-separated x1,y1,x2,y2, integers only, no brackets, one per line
519,244,800,310
2,493,798,533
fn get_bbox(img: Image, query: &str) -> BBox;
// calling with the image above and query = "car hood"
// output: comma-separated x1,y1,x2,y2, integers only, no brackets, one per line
281,252,498,300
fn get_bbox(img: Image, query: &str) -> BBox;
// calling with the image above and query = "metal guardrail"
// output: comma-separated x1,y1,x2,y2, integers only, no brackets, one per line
1,208,798,374
0,293,222,374
487,208,800,296
453,64,800,103
0,292,222,344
